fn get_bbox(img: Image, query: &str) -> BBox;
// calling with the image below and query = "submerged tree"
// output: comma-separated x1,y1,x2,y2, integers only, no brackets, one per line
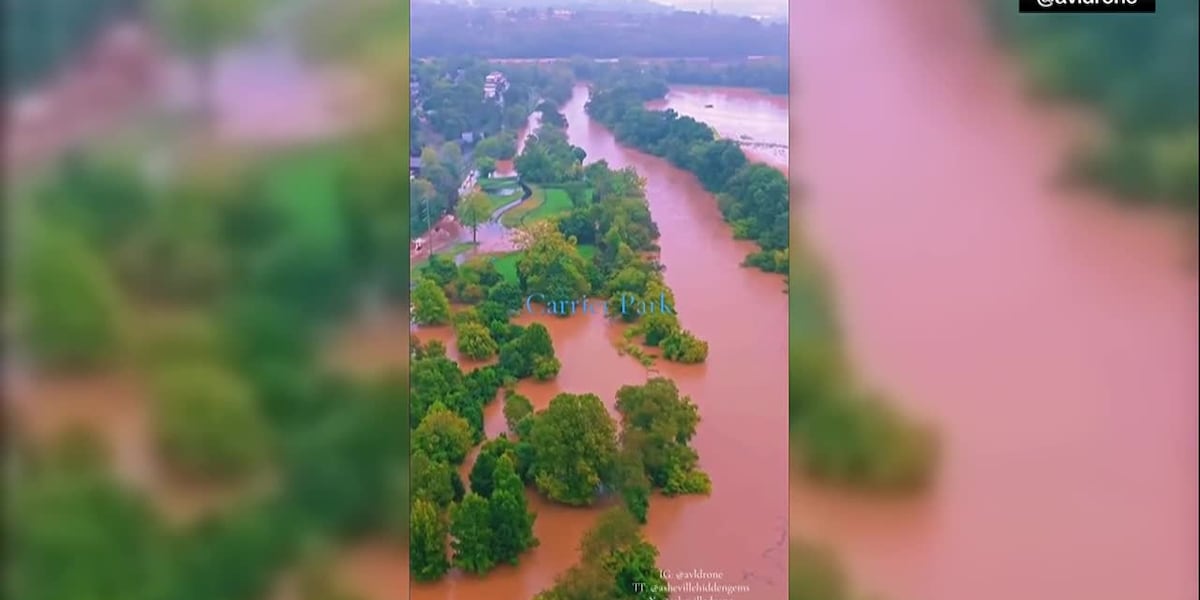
488,455,538,564
412,277,451,325
413,402,473,466
528,393,618,506
536,508,668,599
410,498,450,582
449,493,495,575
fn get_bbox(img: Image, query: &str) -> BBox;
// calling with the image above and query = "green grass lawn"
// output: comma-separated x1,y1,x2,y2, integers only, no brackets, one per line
499,186,574,227
491,244,597,286
486,188,523,212
479,176,519,191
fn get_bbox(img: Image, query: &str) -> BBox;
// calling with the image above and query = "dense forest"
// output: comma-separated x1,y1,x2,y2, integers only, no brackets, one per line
989,1,1198,213
410,2,787,59
570,57,789,95
410,58,576,144
585,71,789,272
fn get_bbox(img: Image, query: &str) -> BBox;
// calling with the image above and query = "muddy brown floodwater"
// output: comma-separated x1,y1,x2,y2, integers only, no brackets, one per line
647,86,789,175
404,84,791,600
784,1,1198,600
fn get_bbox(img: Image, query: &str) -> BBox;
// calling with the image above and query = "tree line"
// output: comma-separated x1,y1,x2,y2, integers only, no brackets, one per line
586,75,789,273
571,57,789,96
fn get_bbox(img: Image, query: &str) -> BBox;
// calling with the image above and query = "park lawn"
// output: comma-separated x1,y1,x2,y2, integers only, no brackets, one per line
499,186,575,227
479,176,519,192
492,243,597,286
524,187,573,222
485,186,523,212
500,186,544,227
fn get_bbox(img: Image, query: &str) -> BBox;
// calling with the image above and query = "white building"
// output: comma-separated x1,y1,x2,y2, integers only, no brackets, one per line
483,71,508,100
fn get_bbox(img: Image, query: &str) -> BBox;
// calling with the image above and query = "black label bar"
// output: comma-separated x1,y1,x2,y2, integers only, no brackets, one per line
1019,0,1156,12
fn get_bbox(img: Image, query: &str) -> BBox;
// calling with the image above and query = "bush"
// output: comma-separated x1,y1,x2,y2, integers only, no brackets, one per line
503,392,535,435
456,321,499,360
532,355,562,381
662,466,712,496
661,330,708,364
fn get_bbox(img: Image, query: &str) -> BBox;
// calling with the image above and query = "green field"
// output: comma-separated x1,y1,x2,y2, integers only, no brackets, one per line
479,176,519,191
492,244,597,286
499,186,574,227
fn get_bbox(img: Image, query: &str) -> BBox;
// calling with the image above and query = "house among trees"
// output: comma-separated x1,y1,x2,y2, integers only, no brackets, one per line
410,155,422,177
483,71,508,101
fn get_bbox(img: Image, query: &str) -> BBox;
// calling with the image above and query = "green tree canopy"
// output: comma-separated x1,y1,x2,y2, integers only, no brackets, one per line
457,190,493,244
413,402,474,465
528,393,618,505
412,277,452,326
449,493,495,575
410,498,450,582
488,455,538,565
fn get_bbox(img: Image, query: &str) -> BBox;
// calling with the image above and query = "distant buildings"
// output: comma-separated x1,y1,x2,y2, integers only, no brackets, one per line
483,70,508,101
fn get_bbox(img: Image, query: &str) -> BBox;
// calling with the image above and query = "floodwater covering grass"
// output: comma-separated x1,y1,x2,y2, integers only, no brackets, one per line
412,242,479,273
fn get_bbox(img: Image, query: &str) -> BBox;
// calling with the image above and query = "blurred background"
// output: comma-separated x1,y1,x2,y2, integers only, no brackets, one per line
5,0,413,598
787,1,1197,599
2,0,1197,599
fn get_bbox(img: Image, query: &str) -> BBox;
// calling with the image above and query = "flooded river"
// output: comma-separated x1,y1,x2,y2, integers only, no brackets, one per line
784,1,1199,600
408,84,791,599
647,86,789,175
